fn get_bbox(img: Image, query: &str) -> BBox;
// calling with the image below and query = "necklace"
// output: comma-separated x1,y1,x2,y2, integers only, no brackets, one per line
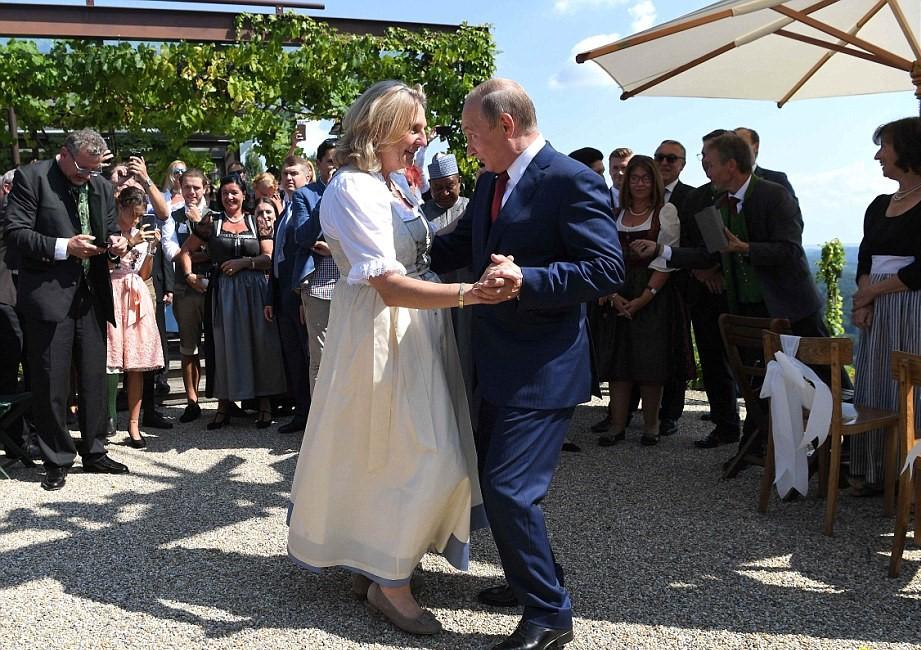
224,213,244,223
627,205,651,217
893,181,921,201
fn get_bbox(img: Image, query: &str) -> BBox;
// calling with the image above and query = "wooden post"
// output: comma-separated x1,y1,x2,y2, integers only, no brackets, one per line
7,106,19,167
912,60,921,117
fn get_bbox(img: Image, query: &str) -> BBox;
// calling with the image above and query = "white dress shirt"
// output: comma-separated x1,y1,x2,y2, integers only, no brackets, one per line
499,134,546,209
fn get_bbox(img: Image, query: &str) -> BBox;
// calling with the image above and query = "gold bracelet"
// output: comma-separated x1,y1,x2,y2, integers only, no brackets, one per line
458,283,465,309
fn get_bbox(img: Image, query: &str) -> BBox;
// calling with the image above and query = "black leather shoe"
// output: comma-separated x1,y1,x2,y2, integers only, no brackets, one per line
83,455,130,474
142,410,174,430
561,439,581,453
478,583,519,607
641,432,660,446
491,620,574,650
105,417,117,438
598,430,626,447
41,465,68,491
278,418,307,434
589,414,611,433
694,428,740,449
155,381,171,396
659,418,678,437
179,402,202,423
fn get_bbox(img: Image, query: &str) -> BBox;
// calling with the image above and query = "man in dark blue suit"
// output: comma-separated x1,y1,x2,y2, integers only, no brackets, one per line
432,78,624,650
267,155,314,433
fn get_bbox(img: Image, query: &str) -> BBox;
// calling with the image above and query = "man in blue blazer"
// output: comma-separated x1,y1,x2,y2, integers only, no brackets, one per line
268,155,315,433
432,78,624,650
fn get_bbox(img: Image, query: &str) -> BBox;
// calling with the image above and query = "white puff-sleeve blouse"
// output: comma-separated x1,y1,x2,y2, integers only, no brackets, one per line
319,167,409,286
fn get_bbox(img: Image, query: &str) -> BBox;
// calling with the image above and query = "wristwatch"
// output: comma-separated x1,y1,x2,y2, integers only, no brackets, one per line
143,177,154,189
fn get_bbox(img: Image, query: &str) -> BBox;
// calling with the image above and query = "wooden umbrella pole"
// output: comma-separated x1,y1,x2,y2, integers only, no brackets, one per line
913,60,921,117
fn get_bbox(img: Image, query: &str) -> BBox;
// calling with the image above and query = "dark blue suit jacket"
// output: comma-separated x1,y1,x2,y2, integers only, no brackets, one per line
269,185,322,307
432,143,624,410
292,180,326,279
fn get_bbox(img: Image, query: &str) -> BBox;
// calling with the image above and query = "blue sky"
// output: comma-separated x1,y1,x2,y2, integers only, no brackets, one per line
299,0,913,246
23,0,920,244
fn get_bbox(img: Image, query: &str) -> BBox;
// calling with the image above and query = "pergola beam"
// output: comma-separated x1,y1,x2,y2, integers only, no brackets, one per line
0,4,459,42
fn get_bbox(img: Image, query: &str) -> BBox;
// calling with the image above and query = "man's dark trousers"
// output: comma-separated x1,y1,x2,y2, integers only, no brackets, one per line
477,400,573,629
26,281,107,467
690,286,740,434
277,289,310,419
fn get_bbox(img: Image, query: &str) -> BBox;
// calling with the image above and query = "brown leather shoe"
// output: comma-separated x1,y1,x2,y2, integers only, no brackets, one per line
366,583,442,635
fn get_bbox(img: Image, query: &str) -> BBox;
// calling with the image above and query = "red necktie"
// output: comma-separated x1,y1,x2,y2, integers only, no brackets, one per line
490,171,510,222
728,195,740,216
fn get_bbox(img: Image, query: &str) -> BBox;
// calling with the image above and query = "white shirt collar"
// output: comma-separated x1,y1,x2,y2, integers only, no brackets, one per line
730,174,753,208
664,179,679,195
506,134,546,187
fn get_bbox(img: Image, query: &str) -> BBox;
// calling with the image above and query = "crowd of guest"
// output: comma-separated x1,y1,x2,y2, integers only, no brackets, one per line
0,114,919,505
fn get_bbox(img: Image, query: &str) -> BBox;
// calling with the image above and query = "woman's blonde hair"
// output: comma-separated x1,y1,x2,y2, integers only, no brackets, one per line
162,159,187,190
336,80,426,173
252,171,278,193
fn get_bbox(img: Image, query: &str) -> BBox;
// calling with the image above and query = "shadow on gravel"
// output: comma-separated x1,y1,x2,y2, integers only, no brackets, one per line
0,452,499,649
2,400,920,648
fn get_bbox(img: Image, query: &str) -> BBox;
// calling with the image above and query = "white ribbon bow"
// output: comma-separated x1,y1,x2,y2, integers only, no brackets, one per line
760,336,834,498
902,440,921,478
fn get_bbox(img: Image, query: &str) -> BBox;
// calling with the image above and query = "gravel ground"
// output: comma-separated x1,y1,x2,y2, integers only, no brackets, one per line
2,391,920,649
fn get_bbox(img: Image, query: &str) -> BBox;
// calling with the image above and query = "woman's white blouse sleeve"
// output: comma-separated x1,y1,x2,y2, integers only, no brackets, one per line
650,202,680,272
319,170,407,285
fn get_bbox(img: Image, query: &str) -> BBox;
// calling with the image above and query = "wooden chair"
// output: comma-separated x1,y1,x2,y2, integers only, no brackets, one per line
889,351,921,577
758,332,899,536
717,314,791,479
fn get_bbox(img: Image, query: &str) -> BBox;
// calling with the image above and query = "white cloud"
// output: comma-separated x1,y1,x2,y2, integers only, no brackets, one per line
798,160,896,245
554,0,629,15
548,33,620,90
628,0,657,33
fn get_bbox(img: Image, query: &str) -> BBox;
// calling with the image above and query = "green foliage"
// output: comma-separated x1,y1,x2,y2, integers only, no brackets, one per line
817,238,846,335
244,147,265,179
0,15,495,186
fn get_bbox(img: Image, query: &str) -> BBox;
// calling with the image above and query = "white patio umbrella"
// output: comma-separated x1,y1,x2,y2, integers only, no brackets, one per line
575,0,920,111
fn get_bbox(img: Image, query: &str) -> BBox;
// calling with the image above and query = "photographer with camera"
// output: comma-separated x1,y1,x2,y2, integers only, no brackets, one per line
106,186,165,449
4,128,131,489
107,153,174,432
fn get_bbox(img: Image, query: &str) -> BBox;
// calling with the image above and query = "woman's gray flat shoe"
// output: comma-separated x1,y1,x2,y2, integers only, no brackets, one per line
365,583,442,635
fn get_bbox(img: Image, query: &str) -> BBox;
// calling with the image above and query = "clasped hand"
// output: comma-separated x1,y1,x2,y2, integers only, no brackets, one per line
599,292,648,319
473,253,522,303
629,239,659,259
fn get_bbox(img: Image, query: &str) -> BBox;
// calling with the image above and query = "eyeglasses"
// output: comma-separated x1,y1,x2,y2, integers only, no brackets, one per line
70,156,104,177
654,153,685,164
629,176,653,185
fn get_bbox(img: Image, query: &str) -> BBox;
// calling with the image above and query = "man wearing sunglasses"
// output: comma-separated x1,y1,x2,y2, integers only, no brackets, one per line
5,128,132,490
651,140,695,439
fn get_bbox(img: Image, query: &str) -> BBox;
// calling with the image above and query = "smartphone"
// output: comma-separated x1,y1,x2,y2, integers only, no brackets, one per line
129,149,144,160
140,213,159,232
295,119,308,142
